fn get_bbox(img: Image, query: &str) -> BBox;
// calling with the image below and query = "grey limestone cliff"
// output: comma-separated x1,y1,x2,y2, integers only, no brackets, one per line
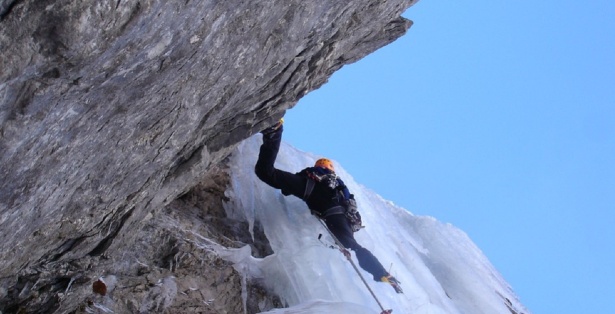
0,0,416,312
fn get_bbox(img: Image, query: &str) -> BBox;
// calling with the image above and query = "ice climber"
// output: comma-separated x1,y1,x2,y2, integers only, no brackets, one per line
254,118,403,294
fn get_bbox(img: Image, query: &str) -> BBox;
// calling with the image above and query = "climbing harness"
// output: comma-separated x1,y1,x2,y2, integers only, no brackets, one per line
304,175,364,232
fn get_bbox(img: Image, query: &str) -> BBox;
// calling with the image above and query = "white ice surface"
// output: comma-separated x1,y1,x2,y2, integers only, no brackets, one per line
220,135,529,314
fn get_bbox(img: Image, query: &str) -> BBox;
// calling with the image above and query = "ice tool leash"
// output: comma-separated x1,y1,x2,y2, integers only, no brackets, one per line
316,219,394,314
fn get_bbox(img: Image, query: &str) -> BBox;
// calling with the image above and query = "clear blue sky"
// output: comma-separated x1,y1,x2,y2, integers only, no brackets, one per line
284,1,615,313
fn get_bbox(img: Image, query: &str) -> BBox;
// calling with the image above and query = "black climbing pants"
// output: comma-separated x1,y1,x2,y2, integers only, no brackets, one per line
324,213,388,280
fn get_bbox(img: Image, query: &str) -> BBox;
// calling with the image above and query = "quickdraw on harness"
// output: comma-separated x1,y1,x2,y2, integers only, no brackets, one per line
302,169,364,232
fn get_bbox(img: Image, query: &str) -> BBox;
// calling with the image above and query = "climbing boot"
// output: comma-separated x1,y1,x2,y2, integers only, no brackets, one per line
381,275,403,294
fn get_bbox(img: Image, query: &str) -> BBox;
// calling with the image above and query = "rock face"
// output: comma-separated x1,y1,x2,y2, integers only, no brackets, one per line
0,0,415,312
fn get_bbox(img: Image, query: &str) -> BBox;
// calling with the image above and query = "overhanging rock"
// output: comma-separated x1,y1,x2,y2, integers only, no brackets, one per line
0,0,416,312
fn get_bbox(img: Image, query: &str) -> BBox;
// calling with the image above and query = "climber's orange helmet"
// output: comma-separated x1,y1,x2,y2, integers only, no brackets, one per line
314,158,335,172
